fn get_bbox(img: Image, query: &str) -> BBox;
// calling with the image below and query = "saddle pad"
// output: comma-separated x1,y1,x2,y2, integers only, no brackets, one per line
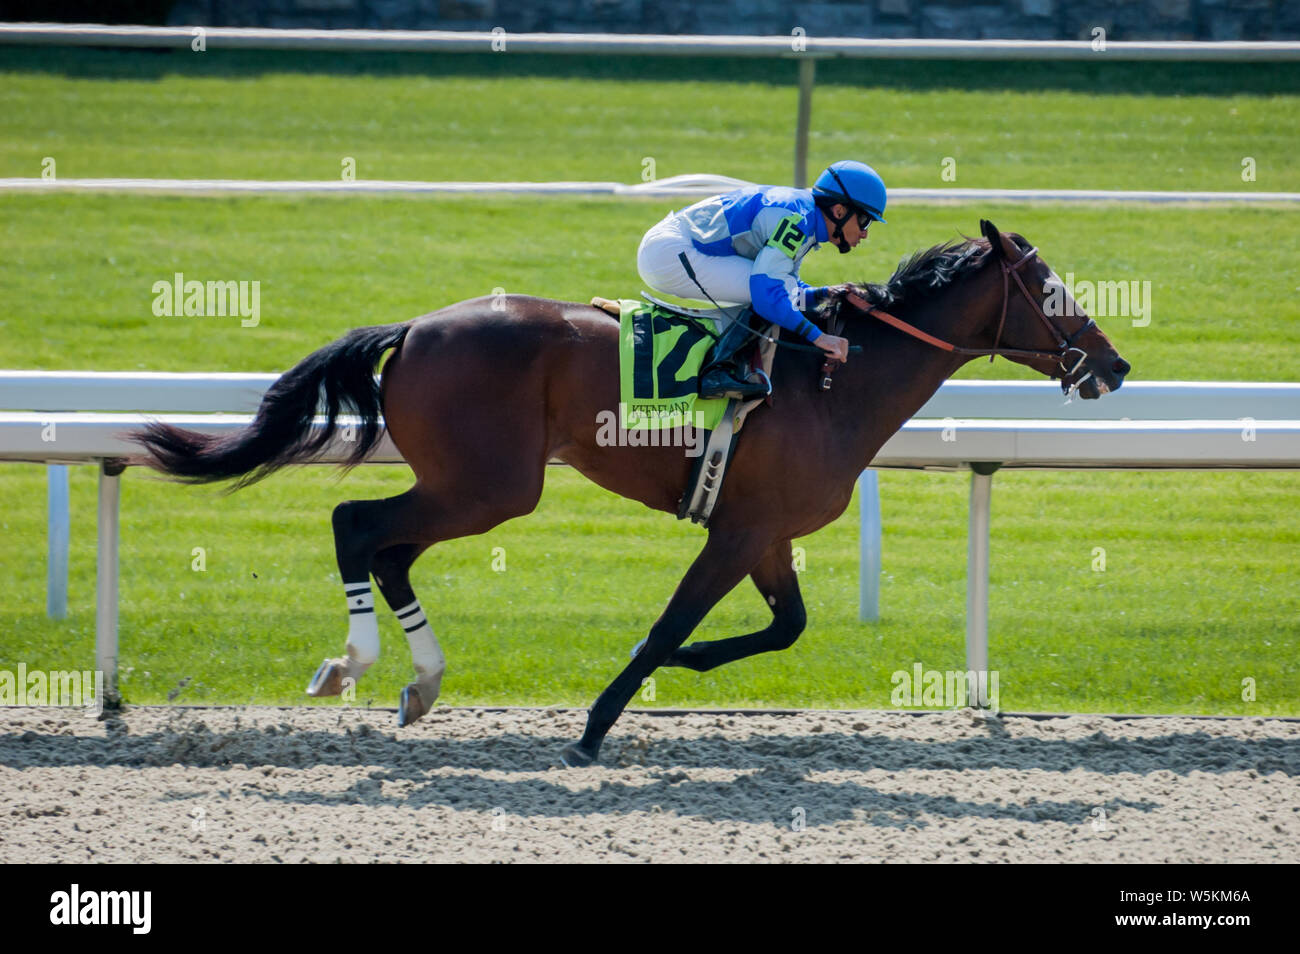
616,299,727,432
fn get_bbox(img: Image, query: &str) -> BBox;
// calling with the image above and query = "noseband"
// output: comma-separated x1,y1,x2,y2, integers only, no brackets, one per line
844,244,1096,377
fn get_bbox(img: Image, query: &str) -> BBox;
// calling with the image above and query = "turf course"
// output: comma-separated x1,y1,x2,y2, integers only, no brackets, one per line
2,48,1299,191
0,47,1296,715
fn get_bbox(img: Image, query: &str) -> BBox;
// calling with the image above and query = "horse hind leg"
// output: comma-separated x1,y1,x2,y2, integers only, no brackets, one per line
305,494,408,700
307,477,544,723
369,542,445,727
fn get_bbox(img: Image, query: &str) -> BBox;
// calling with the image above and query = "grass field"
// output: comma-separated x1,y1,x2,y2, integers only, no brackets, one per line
0,47,1296,716
2,48,1298,191
2,463,1297,715
2,194,1297,380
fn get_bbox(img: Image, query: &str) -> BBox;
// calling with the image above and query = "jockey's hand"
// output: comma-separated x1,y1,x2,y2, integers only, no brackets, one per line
815,334,849,363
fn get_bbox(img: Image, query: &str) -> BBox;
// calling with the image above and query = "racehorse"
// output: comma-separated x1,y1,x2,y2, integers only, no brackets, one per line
130,220,1129,766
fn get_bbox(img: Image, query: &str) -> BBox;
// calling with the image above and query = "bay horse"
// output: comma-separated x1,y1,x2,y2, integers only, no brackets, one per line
130,220,1129,766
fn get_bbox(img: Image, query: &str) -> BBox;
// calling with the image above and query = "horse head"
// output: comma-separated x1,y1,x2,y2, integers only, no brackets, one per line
976,219,1130,400
826,220,1131,400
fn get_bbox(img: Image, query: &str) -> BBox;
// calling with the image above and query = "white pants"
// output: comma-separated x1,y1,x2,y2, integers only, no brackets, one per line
636,212,754,307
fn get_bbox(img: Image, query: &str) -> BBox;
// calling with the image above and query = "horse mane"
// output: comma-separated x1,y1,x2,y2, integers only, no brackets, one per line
819,234,1022,320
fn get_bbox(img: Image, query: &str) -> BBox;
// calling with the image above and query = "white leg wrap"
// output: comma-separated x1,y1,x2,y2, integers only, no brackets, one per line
344,582,379,672
394,599,445,683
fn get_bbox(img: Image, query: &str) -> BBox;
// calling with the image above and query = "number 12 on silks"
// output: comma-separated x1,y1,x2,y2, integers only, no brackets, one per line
769,214,806,257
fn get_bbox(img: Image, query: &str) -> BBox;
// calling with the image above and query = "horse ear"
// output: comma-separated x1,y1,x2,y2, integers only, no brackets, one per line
980,219,1018,261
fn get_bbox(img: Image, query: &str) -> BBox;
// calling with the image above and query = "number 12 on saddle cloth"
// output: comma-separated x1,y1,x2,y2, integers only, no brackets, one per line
615,299,731,433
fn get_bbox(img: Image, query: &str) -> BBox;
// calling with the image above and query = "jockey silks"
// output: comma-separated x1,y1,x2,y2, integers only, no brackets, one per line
637,185,831,343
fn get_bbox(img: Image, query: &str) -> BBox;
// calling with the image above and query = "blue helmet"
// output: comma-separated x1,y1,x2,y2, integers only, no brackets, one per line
812,160,888,224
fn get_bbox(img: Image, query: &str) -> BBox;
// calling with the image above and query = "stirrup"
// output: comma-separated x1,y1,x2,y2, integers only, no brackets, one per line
699,367,770,401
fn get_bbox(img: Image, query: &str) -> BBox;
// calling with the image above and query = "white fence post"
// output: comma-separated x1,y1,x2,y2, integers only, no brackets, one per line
46,464,69,619
96,460,123,706
858,469,881,622
966,463,999,706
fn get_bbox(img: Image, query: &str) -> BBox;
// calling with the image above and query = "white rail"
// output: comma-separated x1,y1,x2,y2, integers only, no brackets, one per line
4,25,1299,60
4,177,1296,204
4,411,1298,468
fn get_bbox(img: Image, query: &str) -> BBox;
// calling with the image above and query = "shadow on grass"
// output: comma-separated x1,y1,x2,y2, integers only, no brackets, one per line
2,45,1298,97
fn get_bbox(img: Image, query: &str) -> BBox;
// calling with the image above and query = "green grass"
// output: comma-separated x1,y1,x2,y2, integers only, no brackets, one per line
0,47,1296,716
2,194,1298,380
1,47,1297,191
1,464,1296,715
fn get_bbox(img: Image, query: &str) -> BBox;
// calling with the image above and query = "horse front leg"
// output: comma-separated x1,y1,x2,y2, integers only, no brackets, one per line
660,539,807,672
560,530,771,767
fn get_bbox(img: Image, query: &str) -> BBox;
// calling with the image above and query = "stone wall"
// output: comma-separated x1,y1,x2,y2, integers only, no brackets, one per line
165,1,1300,41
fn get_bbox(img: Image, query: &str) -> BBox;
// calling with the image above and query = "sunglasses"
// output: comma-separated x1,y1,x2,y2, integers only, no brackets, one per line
855,211,873,230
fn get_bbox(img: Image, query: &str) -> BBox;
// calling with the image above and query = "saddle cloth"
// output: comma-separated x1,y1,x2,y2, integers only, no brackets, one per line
593,294,779,525
592,295,776,436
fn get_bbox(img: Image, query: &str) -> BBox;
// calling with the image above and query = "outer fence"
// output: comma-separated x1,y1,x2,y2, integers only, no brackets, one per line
4,175,1298,204
4,24,1299,187
8,24,1299,57
3,372,1298,706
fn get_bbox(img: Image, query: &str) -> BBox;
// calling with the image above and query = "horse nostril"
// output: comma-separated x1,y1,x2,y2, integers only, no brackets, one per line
1113,358,1131,377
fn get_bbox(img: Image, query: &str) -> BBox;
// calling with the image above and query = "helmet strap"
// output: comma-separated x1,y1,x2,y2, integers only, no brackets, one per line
828,204,853,254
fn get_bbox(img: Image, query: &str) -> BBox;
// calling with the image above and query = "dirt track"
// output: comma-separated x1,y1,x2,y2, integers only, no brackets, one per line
2,705,1297,863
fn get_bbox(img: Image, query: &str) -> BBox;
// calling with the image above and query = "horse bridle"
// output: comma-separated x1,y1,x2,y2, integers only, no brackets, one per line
842,244,1097,379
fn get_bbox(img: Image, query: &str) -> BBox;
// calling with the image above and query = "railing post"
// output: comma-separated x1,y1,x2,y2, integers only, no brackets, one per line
47,464,69,619
96,459,126,708
793,56,816,188
858,469,881,622
966,462,1000,707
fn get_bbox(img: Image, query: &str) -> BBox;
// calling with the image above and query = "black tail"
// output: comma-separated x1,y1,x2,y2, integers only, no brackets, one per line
131,323,410,488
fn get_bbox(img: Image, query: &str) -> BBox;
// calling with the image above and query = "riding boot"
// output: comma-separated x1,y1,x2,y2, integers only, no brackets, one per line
698,316,770,401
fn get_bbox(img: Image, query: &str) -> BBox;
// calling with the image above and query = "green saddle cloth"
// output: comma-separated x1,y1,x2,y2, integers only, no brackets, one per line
616,299,728,432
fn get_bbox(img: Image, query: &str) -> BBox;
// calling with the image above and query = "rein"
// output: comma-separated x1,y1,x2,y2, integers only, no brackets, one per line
842,245,1096,377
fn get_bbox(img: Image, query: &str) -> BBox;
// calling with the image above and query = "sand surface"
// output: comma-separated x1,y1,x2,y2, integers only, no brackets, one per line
2,705,1297,863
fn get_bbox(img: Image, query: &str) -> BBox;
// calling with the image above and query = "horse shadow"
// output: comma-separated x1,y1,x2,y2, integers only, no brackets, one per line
241,763,1159,830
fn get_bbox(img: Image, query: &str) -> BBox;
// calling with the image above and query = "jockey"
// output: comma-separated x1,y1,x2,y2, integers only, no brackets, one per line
636,160,888,400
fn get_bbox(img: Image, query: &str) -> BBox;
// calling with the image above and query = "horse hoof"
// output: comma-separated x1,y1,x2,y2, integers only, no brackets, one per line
306,658,348,697
559,742,597,768
397,683,431,727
